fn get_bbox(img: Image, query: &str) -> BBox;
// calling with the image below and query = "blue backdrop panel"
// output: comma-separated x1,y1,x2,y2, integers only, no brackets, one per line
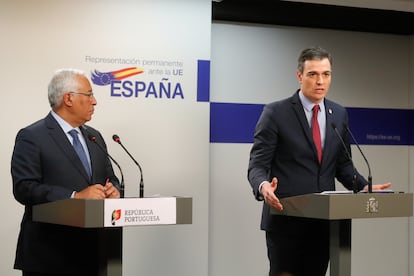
347,107,409,145
197,60,210,102
210,102,412,145
210,102,264,143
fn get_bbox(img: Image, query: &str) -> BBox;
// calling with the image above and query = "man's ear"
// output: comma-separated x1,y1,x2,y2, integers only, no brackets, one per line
296,70,303,84
62,93,73,107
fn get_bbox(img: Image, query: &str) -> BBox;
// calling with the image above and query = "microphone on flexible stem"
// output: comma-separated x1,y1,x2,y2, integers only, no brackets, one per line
112,134,144,198
331,123,358,193
87,134,125,198
344,124,373,193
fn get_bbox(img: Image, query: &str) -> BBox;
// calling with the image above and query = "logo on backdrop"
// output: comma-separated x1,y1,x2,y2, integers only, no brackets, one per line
86,55,185,100
91,67,144,85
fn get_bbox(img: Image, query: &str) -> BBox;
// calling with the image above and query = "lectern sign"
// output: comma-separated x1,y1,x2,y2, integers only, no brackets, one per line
104,197,177,227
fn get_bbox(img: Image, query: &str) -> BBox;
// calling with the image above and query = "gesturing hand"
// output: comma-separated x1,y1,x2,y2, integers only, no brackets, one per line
261,177,283,211
364,182,392,192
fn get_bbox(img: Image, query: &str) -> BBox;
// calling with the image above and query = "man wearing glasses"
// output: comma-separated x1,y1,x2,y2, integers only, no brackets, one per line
11,68,120,276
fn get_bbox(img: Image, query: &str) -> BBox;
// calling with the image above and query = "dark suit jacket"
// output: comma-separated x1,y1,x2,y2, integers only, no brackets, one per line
248,91,368,231
11,112,119,275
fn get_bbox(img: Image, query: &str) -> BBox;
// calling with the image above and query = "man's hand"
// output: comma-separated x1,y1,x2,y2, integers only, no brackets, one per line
73,180,121,199
261,177,283,211
104,179,120,198
364,182,392,192
74,184,107,199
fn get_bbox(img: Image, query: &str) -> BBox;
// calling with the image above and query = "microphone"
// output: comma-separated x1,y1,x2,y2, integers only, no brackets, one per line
331,123,358,193
87,133,125,198
344,124,373,193
112,134,144,198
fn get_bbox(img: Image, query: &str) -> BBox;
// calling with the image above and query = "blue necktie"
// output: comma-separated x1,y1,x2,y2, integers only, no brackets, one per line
69,129,92,177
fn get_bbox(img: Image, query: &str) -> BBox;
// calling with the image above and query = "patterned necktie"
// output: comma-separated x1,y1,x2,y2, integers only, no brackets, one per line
68,129,92,177
312,105,322,163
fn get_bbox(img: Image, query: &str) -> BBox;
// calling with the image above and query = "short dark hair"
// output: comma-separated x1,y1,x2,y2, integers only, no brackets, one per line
297,46,332,73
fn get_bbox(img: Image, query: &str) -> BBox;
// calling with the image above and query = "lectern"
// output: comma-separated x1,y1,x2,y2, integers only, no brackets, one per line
33,197,192,276
271,192,413,276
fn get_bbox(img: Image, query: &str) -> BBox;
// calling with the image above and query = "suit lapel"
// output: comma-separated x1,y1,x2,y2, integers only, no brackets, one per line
290,92,319,162
321,101,336,165
45,113,91,182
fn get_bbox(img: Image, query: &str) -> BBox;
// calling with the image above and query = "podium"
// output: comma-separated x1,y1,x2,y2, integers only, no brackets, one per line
271,192,413,276
33,197,192,276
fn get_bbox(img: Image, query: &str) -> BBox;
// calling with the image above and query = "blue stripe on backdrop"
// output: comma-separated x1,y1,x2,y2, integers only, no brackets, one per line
197,60,210,102
210,102,413,145
210,103,264,143
210,102,264,143
347,107,409,145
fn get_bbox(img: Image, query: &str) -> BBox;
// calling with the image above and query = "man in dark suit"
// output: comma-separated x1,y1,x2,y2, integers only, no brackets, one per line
11,68,120,276
248,47,391,276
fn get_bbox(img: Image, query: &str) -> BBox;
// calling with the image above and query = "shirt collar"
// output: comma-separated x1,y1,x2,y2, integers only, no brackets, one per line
298,90,325,112
51,110,80,134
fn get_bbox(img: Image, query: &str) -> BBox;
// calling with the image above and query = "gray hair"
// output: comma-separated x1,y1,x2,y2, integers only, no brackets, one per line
48,68,87,109
297,46,333,73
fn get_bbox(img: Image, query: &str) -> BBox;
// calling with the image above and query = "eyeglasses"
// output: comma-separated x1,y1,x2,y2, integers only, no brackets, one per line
69,91,95,98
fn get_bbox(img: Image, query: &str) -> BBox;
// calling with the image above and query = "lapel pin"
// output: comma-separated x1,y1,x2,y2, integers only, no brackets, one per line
328,109,333,114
